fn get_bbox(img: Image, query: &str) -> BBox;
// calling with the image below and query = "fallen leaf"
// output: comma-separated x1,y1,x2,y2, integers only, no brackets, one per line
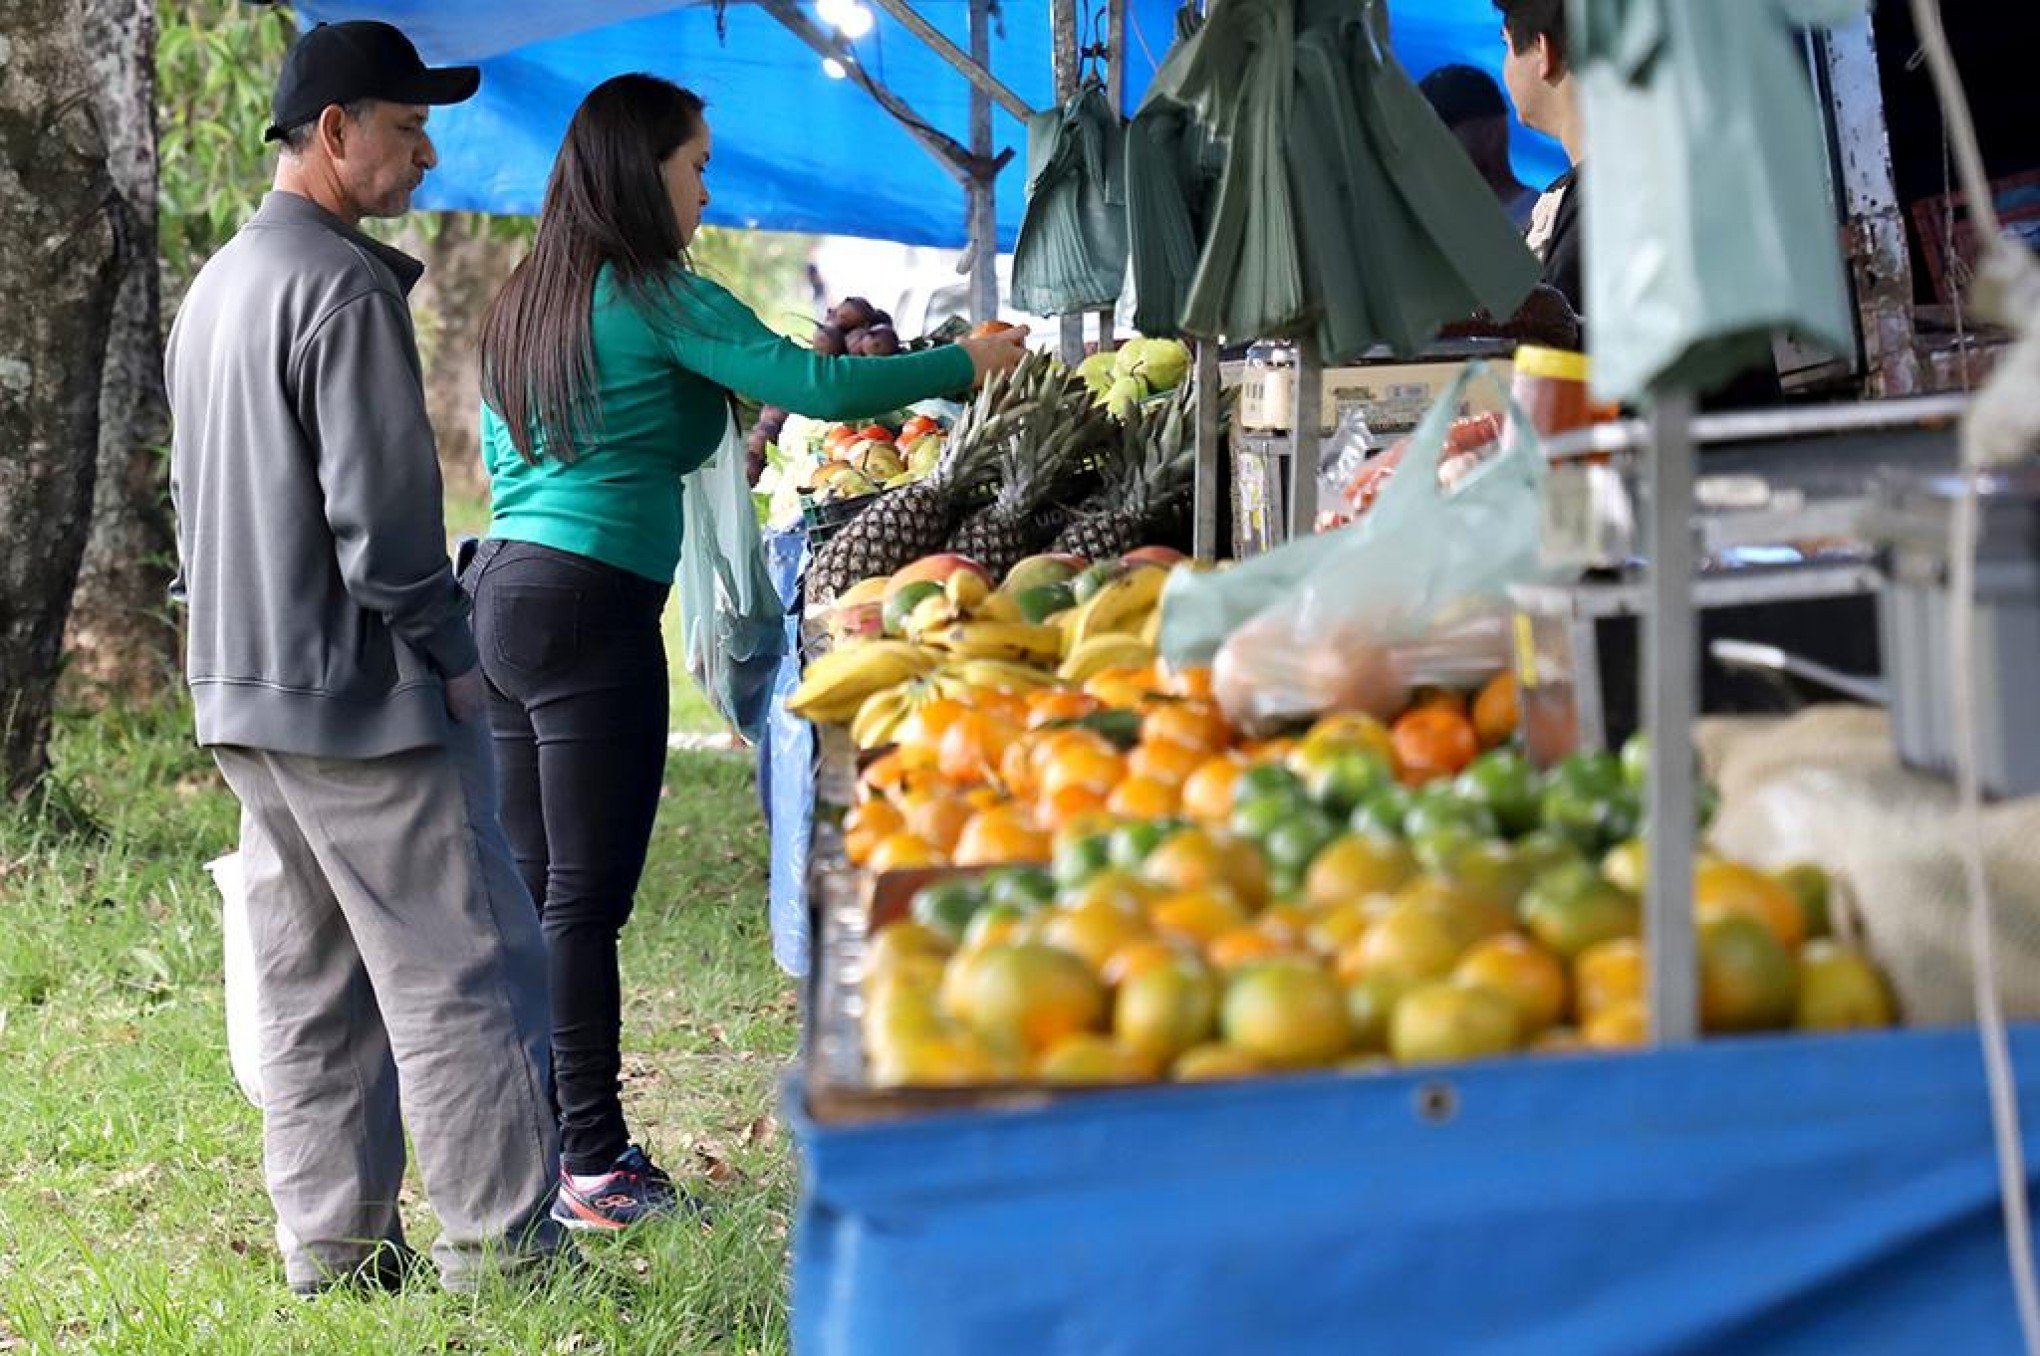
553,1333,586,1353
739,1114,778,1148
690,1141,746,1185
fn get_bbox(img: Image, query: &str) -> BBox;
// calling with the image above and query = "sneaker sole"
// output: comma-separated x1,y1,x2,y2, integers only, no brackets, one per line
552,1195,633,1232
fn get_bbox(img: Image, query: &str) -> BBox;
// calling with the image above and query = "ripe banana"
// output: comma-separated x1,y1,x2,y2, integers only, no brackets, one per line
1138,604,1163,648
974,589,1024,624
850,683,914,749
833,576,890,611
944,569,992,613
927,621,1064,666
1070,567,1168,646
902,592,962,643
951,657,1061,694
1057,634,1156,683
786,640,942,724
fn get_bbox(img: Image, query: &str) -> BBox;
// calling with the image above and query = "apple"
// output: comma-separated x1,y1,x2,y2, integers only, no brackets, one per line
885,553,993,603
1002,552,1089,595
829,601,885,643
1122,546,1188,570
1072,558,1130,604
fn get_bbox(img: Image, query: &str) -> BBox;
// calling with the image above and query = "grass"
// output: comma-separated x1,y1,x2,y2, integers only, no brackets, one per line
0,692,797,1352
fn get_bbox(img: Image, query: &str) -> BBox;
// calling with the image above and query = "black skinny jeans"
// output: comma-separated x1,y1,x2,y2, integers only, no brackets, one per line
465,539,669,1175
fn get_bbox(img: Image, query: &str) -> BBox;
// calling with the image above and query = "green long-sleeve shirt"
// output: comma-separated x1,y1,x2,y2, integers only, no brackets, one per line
481,268,974,582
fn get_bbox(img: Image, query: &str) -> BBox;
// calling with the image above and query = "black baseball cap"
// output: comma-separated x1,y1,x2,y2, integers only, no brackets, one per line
264,21,480,143
1419,64,1510,128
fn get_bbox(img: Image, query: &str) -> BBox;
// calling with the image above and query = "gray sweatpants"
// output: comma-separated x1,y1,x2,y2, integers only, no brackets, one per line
213,717,565,1292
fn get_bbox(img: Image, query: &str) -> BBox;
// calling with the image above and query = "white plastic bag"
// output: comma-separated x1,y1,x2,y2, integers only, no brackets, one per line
679,409,787,743
207,851,264,1108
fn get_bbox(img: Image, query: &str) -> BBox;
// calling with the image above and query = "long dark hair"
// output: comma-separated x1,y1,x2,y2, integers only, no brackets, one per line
480,73,707,464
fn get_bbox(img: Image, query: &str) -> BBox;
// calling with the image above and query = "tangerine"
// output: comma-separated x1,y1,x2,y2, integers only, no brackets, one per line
939,710,1020,784
1172,1043,1265,1081
1390,706,1480,786
1038,902,1150,971
1142,701,1233,754
953,807,1050,867
1101,937,1192,987
1038,782,1111,831
1140,829,1230,894
1452,934,1569,1034
897,696,970,751
1149,887,1251,947
1114,960,1219,1064
1025,688,1104,729
1206,926,1292,971
1107,775,1181,819
1303,833,1419,912
1581,1000,1649,1050
1695,861,1807,952
1388,981,1521,1065
1221,960,1353,1068
1472,673,1520,748
1036,1033,1158,1083
1038,741,1126,800
1162,663,1217,701
1127,739,1206,787
952,943,1107,1055
1573,937,1645,1022
868,832,945,873
1180,756,1247,823
900,794,972,854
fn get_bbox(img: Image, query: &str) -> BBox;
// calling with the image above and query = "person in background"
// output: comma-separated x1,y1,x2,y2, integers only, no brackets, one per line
1419,63,1539,231
470,72,1029,1232
164,20,564,1296
1494,0,1585,314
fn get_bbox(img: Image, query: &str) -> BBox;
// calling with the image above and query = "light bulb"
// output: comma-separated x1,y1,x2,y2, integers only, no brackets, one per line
815,0,856,25
835,4,874,39
821,56,848,80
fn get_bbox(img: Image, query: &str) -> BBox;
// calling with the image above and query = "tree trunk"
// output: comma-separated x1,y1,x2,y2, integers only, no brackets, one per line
63,0,178,705
406,213,524,502
0,5,128,797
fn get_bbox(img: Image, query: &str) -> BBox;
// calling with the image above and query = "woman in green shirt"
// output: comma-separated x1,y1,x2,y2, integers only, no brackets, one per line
468,73,1026,1231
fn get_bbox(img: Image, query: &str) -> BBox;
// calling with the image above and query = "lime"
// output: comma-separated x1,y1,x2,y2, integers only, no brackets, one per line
1238,763,1306,803
883,580,943,637
986,865,1057,914
909,876,987,943
1306,749,1394,818
1520,862,1640,960
1453,750,1544,837
1013,582,1077,624
1349,785,1414,839
1404,793,1499,844
1109,819,1180,871
1619,732,1650,791
1051,832,1113,890
1412,825,1485,877
1263,809,1341,875
1231,793,1302,842
1513,828,1587,880
1539,781,1620,855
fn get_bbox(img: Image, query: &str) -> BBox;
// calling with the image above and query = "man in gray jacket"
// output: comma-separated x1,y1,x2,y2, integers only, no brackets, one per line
166,21,564,1295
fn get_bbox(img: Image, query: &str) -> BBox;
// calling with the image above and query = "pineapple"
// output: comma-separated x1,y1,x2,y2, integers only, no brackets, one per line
806,364,1036,601
947,354,1116,578
1051,382,1205,559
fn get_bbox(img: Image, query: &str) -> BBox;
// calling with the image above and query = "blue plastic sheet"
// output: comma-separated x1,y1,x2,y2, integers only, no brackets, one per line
792,1026,2040,1354
294,0,1567,247
762,523,815,977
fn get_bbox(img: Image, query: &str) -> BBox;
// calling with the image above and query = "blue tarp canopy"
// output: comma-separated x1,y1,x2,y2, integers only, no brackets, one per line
296,0,1567,247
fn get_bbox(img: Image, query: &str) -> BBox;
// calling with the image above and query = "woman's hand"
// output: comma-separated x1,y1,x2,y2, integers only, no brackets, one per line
958,325,1031,385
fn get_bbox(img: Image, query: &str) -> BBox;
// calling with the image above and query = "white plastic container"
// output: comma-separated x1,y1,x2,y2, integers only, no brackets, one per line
206,852,264,1108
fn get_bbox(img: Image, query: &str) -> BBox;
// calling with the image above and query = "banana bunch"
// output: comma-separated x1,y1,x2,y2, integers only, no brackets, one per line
848,657,1063,749
786,640,942,724
1057,634,1156,683
925,620,1065,666
1058,566,1169,650
848,678,931,749
936,657,1061,697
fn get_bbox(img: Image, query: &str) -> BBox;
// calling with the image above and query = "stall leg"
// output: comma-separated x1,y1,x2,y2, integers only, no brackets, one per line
1193,340,1222,561
1643,392,1700,1045
1288,335,1322,542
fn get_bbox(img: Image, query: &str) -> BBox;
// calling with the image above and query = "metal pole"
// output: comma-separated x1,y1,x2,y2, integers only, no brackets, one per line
967,0,997,324
1193,339,1221,559
866,0,1035,120
1051,0,1084,365
1643,391,1701,1045
1092,0,1125,354
1288,335,1321,541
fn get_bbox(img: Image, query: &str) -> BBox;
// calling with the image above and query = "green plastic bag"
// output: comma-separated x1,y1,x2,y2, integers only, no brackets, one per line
1571,0,1865,400
1125,8,1224,337
1011,85,1128,315
679,409,786,743
1160,364,1545,703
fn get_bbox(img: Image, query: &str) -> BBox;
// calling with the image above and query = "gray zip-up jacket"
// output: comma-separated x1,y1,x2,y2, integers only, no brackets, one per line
167,191,477,758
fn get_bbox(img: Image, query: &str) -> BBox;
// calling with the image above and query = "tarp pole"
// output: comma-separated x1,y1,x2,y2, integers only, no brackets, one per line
967,0,997,324
1288,335,1321,539
1093,0,1126,353
1193,340,1222,559
1643,391,1701,1045
1051,0,1085,364
866,0,1034,121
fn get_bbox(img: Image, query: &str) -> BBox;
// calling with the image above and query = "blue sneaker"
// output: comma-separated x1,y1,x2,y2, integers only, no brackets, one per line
550,1145,679,1232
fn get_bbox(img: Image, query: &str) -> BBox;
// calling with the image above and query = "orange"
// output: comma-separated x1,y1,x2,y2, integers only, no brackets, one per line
859,747,940,800
1302,834,1419,912
1240,736,1298,765
953,807,1050,867
1062,869,1158,917
1220,960,1353,1068
1038,902,1150,971
1387,980,1521,1065
951,943,1107,1055
1030,726,1115,775
868,832,945,874
864,920,954,974
1107,775,1180,819
1149,886,1251,947
1038,742,1125,800
997,736,1040,799
1084,666,1157,710
1127,739,1206,787
1025,688,1103,729
1305,899,1378,957
868,1030,1011,1088
1102,937,1193,987
1347,899,1467,988
1206,926,1293,971
1472,673,1519,748
896,695,970,751
1302,712,1398,770
1390,706,1479,786
1036,1033,1159,1083
1795,941,1896,1031
1699,915,1798,1033
1214,833,1273,912
843,798,906,865
938,710,1020,784
1038,782,1110,831
1114,959,1219,1064
1573,937,1645,1023
1581,1000,1649,1050
1257,902,1317,946
1411,686,1470,718
900,794,972,854
1162,663,1216,701
1180,755,1247,823
962,785,1005,811
1141,701,1233,754
1172,1042,1265,1082
1140,829,1230,894
1695,861,1807,952
1452,935,1569,1035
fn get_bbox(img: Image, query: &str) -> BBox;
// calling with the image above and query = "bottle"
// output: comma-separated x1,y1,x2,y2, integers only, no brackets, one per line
1506,344,1596,442
1239,340,1297,432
